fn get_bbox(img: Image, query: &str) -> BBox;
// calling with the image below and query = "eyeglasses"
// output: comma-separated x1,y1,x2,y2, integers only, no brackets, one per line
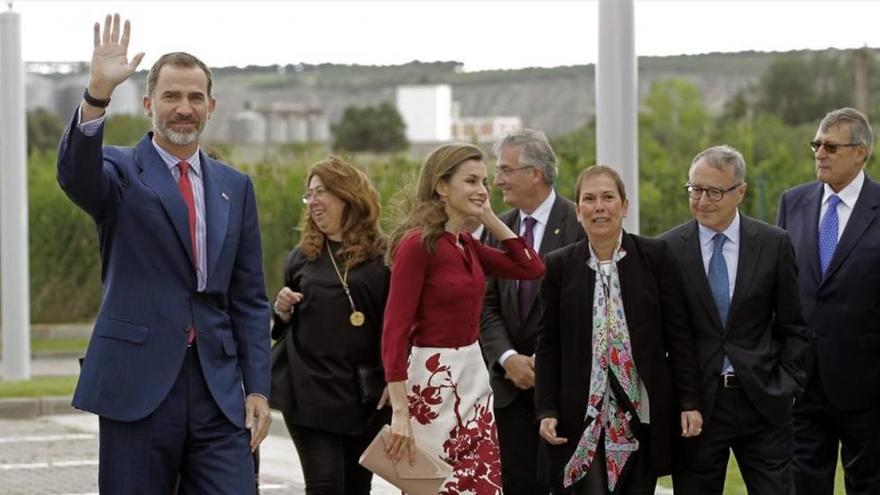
301,187,328,204
494,165,535,178
685,182,743,202
809,140,862,154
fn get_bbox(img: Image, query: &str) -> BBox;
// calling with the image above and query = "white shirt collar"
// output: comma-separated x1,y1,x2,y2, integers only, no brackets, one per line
519,189,556,226
698,210,741,247
823,170,864,209
151,136,202,177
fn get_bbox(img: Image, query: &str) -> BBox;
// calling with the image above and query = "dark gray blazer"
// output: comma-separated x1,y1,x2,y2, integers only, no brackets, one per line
660,214,809,426
480,194,584,408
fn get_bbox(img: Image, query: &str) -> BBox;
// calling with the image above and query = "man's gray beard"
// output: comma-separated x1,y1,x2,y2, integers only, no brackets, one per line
153,114,204,146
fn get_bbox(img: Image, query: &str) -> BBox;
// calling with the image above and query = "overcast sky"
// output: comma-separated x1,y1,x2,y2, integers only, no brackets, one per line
9,0,880,71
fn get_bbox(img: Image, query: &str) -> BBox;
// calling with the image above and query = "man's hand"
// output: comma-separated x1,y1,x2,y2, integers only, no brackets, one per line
680,409,703,438
539,417,568,445
88,13,145,102
502,354,535,390
245,394,272,452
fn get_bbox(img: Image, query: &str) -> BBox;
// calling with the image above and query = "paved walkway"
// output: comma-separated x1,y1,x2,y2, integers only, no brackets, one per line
0,357,673,494
0,411,400,495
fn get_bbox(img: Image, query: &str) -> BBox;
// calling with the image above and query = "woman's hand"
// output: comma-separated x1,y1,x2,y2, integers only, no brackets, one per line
680,409,703,437
274,287,303,322
387,409,416,465
539,417,568,445
376,385,390,410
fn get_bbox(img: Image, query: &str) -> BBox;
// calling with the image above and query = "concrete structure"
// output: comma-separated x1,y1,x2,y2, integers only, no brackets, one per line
1,6,31,380
597,0,638,233
232,102,328,145
451,116,522,143
396,84,452,142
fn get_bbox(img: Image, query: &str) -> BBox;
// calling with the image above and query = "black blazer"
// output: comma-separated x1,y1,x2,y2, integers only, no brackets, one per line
778,176,880,410
480,194,584,407
534,235,701,483
661,215,809,426
269,247,390,435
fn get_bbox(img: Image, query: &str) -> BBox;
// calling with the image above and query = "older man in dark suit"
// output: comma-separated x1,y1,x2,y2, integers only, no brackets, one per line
480,129,584,494
777,107,880,495
662,145,809,494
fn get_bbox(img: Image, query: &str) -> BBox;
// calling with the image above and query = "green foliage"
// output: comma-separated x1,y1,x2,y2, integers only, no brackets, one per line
27,109,64,156
28,151,104,323
103,114,151,146
756,52,854,126
331,103,408,152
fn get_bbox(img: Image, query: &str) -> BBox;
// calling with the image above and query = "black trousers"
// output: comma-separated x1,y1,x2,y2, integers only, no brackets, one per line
792,371,880,495
495,389,550,495
554,427,655,495
673,382,793,495
284,415,382,495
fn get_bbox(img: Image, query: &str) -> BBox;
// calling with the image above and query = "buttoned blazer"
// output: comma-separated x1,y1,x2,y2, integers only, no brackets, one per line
57,113,270,428
660,215,809,426
777,177,880,410
479,195,584,408
534,235,701,481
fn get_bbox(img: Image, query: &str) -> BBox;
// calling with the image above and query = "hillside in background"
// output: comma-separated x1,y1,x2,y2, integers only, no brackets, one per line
197,49,817,141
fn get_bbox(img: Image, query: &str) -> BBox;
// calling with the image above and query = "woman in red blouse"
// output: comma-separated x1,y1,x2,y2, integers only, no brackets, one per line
382,143,545,494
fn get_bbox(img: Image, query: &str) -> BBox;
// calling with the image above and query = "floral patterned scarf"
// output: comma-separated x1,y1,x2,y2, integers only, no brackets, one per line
562,243,642,491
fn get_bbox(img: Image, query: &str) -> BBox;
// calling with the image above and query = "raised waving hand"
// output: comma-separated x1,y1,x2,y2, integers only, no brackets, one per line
87,14,145,103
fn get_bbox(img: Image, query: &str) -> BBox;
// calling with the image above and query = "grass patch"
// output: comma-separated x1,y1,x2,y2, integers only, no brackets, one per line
0,375,77,398
0,338,88,356
658,452,846,493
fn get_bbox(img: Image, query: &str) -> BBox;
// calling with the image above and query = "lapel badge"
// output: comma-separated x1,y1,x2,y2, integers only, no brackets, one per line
554,228,560,235
221,192,229,201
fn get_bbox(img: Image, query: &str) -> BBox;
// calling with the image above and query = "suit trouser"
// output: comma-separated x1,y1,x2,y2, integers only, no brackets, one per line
495,389,550,495
673,382,793,495
793,371,880,495
99,346,255,495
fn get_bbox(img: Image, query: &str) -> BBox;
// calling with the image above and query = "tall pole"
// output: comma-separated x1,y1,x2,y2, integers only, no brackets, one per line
597,0,638,233
1,3,31,380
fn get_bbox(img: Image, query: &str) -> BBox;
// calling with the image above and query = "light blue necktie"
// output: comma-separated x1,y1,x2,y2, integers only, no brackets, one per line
708,233,733,373
818,194,841,275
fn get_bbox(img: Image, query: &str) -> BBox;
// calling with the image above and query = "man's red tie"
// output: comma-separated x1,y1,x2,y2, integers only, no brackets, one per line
178,161,198,345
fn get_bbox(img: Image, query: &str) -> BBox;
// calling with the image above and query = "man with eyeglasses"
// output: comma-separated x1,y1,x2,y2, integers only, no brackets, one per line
777,107,880,495
661,145,808,494
479,129,584,494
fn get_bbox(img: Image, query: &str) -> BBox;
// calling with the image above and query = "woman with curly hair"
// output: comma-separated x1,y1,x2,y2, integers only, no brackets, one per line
382,143,545,494
270,156,390,494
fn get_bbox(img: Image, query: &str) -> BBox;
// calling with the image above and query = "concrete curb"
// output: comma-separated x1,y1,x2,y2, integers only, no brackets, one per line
0,395,77,419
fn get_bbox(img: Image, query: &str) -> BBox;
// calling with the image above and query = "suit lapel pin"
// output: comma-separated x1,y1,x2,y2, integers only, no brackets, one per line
221,192,229,201
554,228,560,235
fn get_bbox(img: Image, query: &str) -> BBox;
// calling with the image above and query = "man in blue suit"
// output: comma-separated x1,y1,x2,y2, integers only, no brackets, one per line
777,107,880,495
57,15,271,493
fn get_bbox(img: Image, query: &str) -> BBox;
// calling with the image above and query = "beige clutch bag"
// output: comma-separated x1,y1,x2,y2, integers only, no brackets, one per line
359,425,453,495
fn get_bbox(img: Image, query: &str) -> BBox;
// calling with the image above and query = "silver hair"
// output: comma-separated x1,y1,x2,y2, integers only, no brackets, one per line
493,128,558,186
819,107,874,165
689,145,746,183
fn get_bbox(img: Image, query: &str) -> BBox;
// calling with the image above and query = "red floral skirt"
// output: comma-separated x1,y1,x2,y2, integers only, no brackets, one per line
407,342,504,495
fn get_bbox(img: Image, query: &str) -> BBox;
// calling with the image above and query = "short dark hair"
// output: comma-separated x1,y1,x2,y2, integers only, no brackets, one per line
146,52,213,98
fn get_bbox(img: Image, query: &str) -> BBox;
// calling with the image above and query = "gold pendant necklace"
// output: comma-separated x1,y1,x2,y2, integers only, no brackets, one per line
326,240,365,327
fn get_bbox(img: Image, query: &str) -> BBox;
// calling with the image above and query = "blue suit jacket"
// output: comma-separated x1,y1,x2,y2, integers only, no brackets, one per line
58,114,270,428
777,176,880,410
